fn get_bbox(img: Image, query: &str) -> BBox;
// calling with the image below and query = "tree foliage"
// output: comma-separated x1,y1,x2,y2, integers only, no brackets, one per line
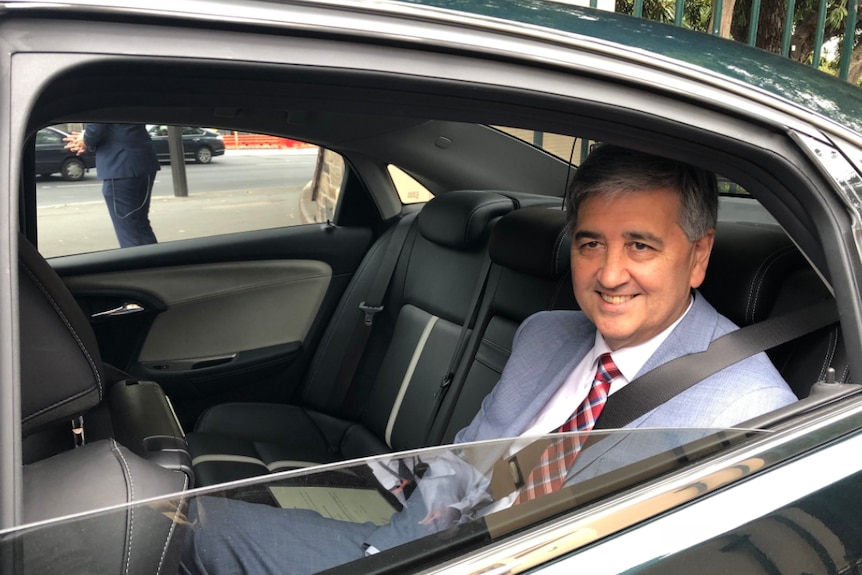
618,0,862,83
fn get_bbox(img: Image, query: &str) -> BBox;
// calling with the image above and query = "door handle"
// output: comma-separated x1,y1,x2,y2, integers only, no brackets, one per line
91,302,145,318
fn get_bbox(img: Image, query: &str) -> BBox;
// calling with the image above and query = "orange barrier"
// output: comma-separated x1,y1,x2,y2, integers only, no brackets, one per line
223,133,315,149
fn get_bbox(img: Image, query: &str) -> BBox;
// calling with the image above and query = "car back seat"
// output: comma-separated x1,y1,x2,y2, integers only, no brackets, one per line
428,207,579,444
186,190,515,485
433,210,851,445
188,201,852,487
699,221,850,397
17,234,189,574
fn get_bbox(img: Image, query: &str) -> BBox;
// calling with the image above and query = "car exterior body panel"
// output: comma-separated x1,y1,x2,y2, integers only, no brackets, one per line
2,1,862,573
146,126,226,163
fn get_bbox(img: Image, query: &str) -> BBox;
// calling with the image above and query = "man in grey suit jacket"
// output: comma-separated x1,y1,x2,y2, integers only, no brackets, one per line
181,145,796,575
65,124,160,247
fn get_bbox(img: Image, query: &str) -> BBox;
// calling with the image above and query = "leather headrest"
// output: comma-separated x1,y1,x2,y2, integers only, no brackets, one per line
701,222,807,326
490,207,570,279
418,190,515,250
19,235,104,435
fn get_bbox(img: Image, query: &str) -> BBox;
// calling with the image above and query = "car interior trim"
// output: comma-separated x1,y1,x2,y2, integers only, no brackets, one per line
385,314,439,446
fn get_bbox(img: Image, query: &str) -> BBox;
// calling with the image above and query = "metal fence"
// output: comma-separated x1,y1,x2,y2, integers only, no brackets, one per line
607,0,861,81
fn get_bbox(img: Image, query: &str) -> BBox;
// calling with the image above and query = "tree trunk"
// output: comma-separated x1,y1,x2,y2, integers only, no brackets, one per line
731,0,787,52
721,0,737,37
847,42,862,84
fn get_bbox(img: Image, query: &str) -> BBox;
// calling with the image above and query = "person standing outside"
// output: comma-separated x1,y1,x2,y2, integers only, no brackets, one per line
65,124,160,247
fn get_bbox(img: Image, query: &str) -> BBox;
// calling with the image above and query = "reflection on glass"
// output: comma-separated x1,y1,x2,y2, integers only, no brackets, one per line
2,428,764,575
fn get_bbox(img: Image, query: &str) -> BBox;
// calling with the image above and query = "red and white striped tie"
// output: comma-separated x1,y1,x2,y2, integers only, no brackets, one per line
515,353,620,503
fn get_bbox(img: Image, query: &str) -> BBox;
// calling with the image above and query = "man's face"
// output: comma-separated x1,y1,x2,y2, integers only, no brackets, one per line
570,187,714,351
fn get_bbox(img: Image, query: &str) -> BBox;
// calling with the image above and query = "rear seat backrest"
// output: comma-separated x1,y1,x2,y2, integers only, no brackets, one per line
431,207,578,444
700,221,849,397
434,214,849,444
187,190,515,484
356,191,515,452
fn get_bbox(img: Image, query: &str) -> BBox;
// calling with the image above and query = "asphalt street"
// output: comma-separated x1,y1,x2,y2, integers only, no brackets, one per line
36,148,318,207
36,149,320,258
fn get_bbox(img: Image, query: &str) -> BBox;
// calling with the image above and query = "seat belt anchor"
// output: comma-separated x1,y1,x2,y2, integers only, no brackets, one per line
359,302,384,327
434,374,453,399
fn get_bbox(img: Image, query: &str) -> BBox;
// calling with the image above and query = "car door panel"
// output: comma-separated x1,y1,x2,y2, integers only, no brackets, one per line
53,224,373,426
67,259,332,361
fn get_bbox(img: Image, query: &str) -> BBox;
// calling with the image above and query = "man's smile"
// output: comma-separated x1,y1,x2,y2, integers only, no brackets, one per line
599,293,636,305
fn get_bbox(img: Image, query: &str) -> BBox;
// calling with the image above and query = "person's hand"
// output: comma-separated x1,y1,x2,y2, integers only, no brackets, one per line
63,132,88,155
418,506,460,531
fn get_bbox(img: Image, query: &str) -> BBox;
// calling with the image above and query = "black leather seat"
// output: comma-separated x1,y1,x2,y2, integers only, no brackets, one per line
430,206,579,444
186,190,516,485
700,221,850,397
15,235,190,575
186,200,850,489
435,210,849,445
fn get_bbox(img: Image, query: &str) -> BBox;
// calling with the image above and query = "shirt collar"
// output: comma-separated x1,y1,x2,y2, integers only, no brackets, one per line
592,295,694,382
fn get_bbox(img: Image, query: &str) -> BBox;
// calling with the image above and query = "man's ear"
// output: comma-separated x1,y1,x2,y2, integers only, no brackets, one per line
689,229,715,289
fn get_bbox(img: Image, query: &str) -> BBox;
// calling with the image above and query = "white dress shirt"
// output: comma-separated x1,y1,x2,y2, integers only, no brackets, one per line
520,296,694,436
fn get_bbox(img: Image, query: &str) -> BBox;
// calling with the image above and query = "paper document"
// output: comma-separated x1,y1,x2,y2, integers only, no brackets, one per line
268,486,397,526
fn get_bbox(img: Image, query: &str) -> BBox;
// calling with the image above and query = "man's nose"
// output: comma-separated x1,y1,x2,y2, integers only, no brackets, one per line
597,248,630,287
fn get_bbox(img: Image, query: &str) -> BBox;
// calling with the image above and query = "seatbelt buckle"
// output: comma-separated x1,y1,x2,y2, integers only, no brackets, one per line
359,302,384,327
506,454,525,489
71,416,85,448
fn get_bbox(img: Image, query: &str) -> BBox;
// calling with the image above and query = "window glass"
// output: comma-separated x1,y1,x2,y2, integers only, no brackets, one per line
493,127,592,163
496,127,753,197
388,165,434,204
34,124,343,258
11,429,763,573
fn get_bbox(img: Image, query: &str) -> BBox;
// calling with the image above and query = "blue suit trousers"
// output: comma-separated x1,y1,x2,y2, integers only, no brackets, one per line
102,174,157,248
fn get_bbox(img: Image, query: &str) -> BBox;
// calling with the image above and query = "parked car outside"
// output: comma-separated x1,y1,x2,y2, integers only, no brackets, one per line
34,126,96,181
146,125,226,163
5,0,862,574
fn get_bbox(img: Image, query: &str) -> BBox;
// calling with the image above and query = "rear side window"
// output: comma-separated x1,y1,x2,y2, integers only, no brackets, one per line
34,124,345,257
388,164,434,204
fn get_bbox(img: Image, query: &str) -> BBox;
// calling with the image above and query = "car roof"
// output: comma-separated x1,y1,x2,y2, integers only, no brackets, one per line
397,0,862,134
5,0,860,137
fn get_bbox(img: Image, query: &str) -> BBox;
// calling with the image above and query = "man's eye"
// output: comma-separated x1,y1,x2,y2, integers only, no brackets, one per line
580,241,601,250
631,242,651,251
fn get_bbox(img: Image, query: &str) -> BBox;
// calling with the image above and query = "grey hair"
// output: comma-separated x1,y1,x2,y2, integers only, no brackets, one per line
564,144,718,241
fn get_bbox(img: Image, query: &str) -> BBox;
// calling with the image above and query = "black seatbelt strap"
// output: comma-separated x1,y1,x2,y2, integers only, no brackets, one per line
427,252,494,436
332,213,417,410
594,298,840,430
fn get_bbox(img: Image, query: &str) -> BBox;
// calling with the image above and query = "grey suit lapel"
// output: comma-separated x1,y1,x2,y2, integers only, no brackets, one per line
510,328,595,435
569,292,720,477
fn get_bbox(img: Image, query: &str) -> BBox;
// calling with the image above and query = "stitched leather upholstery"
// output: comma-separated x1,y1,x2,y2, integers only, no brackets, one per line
19,236,104,435
16,235,189,574
701,222,849,397
187,203,850,486
187,191,516,485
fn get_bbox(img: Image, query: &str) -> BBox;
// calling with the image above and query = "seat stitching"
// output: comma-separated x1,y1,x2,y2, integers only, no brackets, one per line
111,439,136,575
155,474,189,575
550,275,566,310
22,386,98,422
749,247,796,323
20,262,102,400
746,246,795,324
